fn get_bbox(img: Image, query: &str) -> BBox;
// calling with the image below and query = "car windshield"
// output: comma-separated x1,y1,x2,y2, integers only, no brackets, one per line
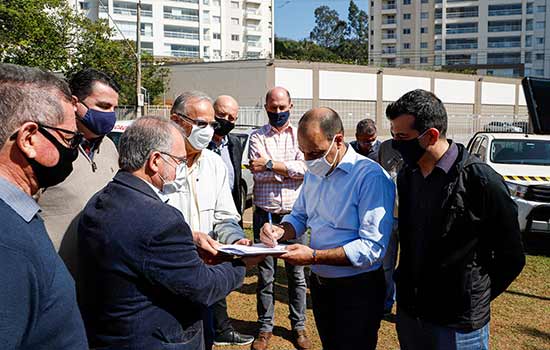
491,139,550,165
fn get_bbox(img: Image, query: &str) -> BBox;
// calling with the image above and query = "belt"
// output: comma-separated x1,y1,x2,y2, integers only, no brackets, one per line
311,268,384,287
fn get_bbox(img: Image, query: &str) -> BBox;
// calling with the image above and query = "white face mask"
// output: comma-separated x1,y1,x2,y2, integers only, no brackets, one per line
187,125,214,150
305,136,339,177
160,159,188,195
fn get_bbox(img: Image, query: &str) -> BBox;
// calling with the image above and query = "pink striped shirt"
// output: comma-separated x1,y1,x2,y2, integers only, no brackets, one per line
248,123,306,214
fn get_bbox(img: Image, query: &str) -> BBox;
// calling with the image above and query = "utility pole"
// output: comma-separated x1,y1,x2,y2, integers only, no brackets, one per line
136,0,143,119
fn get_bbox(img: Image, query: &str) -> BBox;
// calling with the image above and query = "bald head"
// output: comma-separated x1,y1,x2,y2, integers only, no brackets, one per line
214,95,239,122
265,87,291,104
299,107,344,141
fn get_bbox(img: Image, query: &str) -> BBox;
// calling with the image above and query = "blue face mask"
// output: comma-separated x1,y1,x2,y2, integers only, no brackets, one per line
267,110,290,128
78,102,117,136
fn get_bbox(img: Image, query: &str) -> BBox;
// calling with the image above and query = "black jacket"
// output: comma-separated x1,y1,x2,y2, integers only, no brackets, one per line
395,143,525,331
78,171,246,349
227,134,244,216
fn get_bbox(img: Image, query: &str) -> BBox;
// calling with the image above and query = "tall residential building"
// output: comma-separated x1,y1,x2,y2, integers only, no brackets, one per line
70,0,274,61
369,0,550,78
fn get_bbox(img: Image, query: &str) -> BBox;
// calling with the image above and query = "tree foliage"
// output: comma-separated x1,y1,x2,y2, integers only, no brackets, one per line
0,0,169,105
278,1,369,65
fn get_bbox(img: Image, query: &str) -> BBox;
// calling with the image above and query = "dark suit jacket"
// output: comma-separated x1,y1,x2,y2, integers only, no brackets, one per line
227,134,244,215
78,171,246,350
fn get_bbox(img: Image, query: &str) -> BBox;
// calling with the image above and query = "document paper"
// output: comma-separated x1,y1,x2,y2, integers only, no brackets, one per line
217,243,287,256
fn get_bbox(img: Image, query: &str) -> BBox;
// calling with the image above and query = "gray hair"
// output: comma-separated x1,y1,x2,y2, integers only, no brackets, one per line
170,90,213,115
0,63,72,148
118,117,180,172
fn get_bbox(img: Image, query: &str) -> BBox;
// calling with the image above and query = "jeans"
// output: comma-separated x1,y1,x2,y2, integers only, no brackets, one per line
253,207,307,332
397,308,490,350
310,269,385,350
383,224,398,312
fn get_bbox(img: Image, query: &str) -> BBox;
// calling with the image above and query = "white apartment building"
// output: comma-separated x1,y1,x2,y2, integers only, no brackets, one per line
369,0,550,78
70,0,274,61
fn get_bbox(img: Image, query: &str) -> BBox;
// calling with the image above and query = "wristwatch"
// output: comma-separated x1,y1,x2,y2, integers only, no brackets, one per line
265,159,273,171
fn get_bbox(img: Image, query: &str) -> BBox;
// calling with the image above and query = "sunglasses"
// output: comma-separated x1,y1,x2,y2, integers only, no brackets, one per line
175,112,219,129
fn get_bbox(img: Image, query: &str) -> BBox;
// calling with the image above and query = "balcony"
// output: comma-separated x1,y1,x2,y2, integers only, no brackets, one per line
164,31,199,40
488,24,522,32
446,42,478,50
382,3,397,13
172,0,199,3
446,57,477,65
246,25,262,34
487,56,521,64
246,41,262,47
141,48,153,55
113,7,153,17
447,11,478,18
488,41,521,48
164,13,199,22
245,8,262,20
447,27,478,34
489,9,522,16
170,50,200,58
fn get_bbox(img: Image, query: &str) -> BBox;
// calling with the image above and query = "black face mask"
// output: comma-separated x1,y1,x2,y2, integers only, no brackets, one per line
213,116,235,137
26,127,79,189
391,131,428,166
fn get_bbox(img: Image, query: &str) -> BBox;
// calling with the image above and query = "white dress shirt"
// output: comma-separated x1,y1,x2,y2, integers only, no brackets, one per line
166,149,244,244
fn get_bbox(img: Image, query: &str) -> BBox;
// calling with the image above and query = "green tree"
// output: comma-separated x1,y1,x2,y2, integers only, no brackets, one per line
0,0,74,70
275,37,342,63
309,6,347,49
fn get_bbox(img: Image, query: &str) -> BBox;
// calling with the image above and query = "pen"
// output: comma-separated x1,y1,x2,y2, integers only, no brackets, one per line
268,212,277,246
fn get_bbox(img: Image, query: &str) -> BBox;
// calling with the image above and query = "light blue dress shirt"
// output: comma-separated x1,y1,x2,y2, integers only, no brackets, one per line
282,146,396,278
0,176,40,222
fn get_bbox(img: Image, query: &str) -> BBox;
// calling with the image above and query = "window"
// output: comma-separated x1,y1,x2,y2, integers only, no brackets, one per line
403,28,411,34
403,0,411,4
203,0,209,4
213,32,221,39
213,16,221,23
371,44,374,50
537,37,545,45
421,27,428,34
214,49,221,57
231,1,239,8
526,19,533,31
231,34,239,41
213,0,220,6
525,52,532,63
421,0,428,3
421,12,428,19
403,13,411,20
231,17,239,25
537,5,546,12
403,58,411,64
535,21,545,30
526,35,533,47
421,42,428,48
231,50,240,58
403,43,411,49
535,69,545,76
420,57,428,64
371,16,374,21
536,53,544,60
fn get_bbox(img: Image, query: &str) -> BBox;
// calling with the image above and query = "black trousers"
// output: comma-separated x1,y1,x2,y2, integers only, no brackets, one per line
310,268,386,350
212,297,232,336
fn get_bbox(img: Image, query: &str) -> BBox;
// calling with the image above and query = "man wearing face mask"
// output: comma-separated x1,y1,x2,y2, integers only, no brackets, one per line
260,107,395,350
0,63,88,349
387,89,524,350
208,95,245,217
350,118,381,161
36,68,120,278
167,91,253,348
249,87,310,350
78,117,259,350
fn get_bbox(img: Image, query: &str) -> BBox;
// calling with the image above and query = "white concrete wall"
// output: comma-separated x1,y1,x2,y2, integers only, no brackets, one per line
435,79,476,104
319,71,377,101
481,82,516,106
274,68,313,99
383,75,431,101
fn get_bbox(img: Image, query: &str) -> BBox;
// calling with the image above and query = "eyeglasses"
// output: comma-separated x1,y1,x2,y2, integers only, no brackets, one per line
175,112,219,129
39,123,84,149
159,151,187,165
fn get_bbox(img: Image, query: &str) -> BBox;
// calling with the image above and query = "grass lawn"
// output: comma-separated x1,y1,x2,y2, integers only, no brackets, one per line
214,231,550,350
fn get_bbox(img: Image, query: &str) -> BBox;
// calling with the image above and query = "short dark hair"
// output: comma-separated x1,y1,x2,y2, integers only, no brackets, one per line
386,89,448,136
356,118,377,135
299,107,344,141
69,68,120,101
0,63,72,147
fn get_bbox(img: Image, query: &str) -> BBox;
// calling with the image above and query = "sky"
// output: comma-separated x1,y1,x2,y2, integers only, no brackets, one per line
274,0,369,41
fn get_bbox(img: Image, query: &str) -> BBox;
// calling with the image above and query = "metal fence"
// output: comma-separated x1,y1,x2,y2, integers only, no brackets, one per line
116,105,529,145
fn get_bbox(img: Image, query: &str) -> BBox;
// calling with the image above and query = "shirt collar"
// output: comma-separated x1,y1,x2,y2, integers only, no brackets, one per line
435,142,458,174
0,176,40,223
139,177,169,203
330,145,356,175
267,123,294,135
